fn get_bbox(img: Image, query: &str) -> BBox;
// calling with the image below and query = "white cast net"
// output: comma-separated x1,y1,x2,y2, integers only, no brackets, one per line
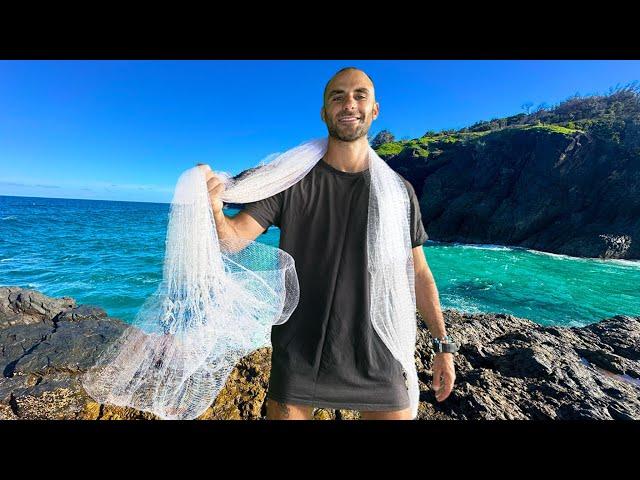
81,137,419,420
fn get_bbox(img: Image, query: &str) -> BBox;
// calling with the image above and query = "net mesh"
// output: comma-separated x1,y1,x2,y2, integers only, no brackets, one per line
81,137,419,419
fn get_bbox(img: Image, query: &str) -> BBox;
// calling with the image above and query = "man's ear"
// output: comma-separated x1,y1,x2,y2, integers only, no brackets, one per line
320,106,326,123
372,102,380,121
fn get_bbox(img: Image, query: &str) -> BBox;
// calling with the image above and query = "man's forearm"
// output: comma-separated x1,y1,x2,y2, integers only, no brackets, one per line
212,209,237,241
414,271,447,338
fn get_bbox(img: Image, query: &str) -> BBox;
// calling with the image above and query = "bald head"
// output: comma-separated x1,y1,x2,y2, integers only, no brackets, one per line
323,67,375,108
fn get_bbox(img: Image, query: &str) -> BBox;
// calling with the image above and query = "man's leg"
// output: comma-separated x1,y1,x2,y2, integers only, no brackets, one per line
266,398,314,420
359,406,413,420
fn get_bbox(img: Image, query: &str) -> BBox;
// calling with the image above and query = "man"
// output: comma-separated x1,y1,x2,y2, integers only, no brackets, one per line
199,67,455,420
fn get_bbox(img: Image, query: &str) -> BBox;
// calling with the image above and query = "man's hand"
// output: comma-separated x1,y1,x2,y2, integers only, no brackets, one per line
196,163,225,216
432,352,456,402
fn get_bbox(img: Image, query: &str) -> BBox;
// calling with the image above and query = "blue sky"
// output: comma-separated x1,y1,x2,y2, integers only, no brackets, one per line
1,60,638,203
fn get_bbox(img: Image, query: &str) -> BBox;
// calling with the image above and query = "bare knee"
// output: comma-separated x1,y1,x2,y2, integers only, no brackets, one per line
360,406,413,420
266,399,313,420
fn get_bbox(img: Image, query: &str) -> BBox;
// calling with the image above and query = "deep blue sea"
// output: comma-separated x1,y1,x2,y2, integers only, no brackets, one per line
1,195,639,327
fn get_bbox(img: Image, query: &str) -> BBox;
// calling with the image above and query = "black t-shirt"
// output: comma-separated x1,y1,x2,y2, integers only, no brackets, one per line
241,157,429,410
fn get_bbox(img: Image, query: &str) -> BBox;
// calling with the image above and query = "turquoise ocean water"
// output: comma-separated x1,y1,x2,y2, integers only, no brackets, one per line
1,195,638,327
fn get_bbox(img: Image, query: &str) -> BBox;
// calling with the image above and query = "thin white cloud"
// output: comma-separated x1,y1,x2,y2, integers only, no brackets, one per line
0,178,174,203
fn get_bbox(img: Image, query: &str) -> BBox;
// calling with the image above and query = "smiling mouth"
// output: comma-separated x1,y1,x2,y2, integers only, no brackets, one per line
338,116,360,124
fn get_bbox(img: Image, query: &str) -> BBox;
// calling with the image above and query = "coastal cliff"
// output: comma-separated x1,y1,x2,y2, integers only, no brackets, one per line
374,87,640,260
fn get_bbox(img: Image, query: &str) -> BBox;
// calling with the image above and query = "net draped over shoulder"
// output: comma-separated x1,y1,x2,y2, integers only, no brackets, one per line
242,158,428,411
81,137,425,420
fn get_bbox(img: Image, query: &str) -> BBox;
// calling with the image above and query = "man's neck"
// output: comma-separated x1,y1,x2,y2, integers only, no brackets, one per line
323,136,370,173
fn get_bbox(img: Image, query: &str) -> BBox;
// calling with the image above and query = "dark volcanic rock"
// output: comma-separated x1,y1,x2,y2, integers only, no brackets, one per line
0,286,76,328
422,310,640,420
1,287,639,420
0,287,129,419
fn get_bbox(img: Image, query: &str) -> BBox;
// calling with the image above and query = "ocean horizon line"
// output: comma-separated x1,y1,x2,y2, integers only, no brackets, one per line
0,193,171,206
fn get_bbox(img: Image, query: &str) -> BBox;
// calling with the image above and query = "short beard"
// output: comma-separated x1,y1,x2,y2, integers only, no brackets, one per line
326,116,370,142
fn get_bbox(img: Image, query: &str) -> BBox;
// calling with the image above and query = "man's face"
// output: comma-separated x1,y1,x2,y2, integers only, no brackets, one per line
321,70,379,142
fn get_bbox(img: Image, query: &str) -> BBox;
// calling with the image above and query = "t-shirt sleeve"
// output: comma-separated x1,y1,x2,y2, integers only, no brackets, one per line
401,177,429,248
240,190,284,233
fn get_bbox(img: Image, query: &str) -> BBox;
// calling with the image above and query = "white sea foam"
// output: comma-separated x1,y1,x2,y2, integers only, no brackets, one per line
453,242,514,251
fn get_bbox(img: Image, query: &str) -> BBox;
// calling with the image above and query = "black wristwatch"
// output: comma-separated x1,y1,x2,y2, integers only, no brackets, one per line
432,335,460,354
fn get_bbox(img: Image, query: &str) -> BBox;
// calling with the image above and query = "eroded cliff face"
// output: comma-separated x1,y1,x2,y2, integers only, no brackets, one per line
382,126,639,260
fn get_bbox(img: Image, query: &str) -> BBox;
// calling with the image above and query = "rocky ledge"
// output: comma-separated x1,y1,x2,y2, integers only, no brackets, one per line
1,286,638,420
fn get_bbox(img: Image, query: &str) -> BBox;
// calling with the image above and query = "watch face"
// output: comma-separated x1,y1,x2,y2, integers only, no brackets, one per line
432,337,459,353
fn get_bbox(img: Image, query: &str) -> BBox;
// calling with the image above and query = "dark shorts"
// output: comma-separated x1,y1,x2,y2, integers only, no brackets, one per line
265,338,411,412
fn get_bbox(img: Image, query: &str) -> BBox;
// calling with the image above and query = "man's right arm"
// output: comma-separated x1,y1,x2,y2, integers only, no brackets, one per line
212,209,266,243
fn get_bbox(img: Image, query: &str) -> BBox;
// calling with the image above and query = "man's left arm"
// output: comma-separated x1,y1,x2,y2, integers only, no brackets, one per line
412,245,456,402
